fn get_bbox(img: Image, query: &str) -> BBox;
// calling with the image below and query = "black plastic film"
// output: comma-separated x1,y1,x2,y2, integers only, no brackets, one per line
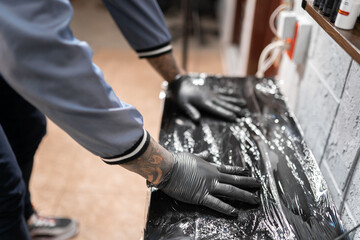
144,75,346,240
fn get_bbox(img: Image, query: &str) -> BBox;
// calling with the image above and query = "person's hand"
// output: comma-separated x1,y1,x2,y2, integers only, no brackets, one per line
120,135,259,217
168,75,248,122
155,152,261,216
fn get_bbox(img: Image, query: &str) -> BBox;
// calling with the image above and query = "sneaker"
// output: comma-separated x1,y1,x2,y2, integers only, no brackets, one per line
27,213,79,240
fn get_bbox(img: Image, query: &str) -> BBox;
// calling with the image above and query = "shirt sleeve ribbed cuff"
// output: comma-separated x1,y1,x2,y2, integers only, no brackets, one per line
136,42,172,59
101,129,150,165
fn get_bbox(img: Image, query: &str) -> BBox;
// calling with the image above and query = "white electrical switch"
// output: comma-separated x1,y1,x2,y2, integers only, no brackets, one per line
291,16,312,64
277,11,297,39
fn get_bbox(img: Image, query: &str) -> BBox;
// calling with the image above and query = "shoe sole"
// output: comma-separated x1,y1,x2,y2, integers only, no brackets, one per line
32,221,79,240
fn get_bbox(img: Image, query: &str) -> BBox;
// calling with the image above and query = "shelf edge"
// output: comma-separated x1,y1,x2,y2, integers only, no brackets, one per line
303,1,360,65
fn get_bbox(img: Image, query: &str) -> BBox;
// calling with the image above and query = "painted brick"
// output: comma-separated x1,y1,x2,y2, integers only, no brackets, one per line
296,64,339,161
343,176,360,238
322,61,360,190
310,28,351,98
341,206,359,239
334,62,360,235
278,54,301,111
320,160,342,208
306,21,321,60
355,230,360,240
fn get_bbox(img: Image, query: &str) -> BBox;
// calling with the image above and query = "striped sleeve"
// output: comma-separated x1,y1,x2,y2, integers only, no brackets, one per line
101,129,150,164
136,42,172,59
0,0,148,159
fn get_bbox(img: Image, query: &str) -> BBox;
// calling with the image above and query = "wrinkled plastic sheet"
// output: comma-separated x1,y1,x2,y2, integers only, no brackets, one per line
144,75,346,240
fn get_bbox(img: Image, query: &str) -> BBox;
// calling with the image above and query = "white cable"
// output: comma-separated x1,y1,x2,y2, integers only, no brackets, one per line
256,40,288,78
258,41,284,74
261,48,281,74
263,46,284,72
257,41,287,78
255,1,293,78
269,4,288,38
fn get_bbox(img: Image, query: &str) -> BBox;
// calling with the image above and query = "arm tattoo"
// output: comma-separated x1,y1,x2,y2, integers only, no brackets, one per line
121,136,174,185
147,52,185,82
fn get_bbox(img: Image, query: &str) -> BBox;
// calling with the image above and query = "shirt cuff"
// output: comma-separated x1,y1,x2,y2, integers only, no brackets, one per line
136,42,172,59
101,129,150,164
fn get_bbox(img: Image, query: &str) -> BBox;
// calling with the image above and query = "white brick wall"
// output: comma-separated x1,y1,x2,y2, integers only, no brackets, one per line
278,1,360,238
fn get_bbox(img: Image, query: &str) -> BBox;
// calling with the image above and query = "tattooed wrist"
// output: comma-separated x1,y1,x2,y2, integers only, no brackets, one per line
146,52,185,82
121,136,174,185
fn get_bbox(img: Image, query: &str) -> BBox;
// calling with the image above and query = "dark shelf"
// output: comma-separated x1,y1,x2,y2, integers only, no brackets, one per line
302,0,360,64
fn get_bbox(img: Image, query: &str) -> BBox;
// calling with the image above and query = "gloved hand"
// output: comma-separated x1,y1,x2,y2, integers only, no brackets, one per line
155,152,261,216
168,75,248,122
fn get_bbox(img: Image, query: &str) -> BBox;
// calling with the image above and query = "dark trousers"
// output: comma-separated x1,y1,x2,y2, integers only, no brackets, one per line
0,77,46,239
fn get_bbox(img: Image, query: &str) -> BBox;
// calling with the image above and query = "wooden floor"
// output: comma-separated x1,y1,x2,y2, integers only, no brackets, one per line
30,1,223,239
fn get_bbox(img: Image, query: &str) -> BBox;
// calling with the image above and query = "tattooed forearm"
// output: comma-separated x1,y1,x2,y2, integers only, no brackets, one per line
147,52,185,82
121,136,174,185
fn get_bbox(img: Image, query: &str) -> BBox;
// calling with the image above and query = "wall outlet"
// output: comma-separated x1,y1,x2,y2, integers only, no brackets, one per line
277,11,297,39
286,16,312,64
278,11,312,64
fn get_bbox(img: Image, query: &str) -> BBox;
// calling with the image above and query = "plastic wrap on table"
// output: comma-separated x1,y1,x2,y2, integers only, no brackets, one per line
144,75,346,240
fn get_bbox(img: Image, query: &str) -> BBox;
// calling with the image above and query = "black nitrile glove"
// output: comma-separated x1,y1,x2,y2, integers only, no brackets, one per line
169,75,248,122
156,152,261,216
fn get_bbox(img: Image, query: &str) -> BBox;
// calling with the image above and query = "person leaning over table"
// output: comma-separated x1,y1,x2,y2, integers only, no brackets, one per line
0,0,260,239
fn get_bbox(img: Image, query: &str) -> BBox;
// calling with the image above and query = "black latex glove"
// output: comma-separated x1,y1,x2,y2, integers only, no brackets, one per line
156,152,261,216
169,75,248,122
